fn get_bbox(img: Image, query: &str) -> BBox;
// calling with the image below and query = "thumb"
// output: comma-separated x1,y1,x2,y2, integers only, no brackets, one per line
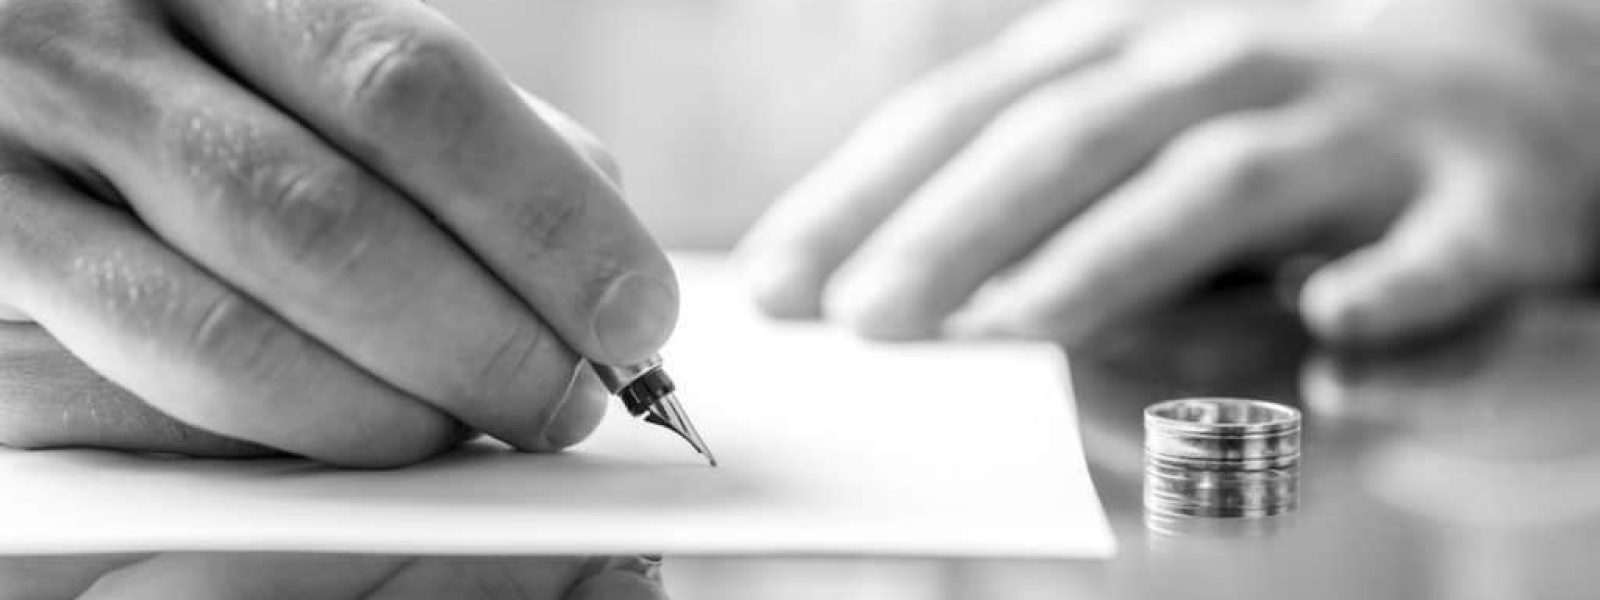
1299,235,1503,346
1299,162,1568,345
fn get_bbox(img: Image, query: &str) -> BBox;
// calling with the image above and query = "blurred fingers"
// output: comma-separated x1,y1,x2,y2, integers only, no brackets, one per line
1300,152,1598,345
738,1,1139,318
824,29,1317,339
948,100,1407,343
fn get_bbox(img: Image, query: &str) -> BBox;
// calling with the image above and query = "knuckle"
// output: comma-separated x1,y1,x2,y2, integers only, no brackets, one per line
1176,120,1297,206
329,14,471,132
995,86,1140,183
252,164,382,278
182,292,298,387
172,113,383,280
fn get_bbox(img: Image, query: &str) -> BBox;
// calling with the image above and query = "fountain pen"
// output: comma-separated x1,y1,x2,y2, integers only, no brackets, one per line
591,355,717,466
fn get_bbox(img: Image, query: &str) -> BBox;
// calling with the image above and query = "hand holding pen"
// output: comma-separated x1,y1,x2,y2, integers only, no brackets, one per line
0,0,687,467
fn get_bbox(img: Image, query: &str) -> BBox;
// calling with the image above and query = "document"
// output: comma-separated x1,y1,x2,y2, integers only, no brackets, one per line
0,254,1114,558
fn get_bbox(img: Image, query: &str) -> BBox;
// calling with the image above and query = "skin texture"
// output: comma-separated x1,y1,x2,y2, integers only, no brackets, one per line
738,0,1600,348
0,0,680,467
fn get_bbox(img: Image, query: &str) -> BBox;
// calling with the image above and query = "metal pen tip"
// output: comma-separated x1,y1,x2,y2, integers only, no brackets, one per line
642,392,717,467
593,357,716,467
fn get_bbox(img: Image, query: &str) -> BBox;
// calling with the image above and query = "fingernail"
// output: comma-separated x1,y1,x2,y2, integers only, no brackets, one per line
541,365,608,450
594,273,678,364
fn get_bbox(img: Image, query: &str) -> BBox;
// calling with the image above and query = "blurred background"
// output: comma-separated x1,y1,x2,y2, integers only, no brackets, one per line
432,0,1042,249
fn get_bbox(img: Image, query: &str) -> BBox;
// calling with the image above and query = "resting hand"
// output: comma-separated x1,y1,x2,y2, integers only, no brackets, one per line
739,0,1600,346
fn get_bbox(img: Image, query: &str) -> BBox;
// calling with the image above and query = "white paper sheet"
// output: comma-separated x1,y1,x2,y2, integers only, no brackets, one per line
0,254,1113,558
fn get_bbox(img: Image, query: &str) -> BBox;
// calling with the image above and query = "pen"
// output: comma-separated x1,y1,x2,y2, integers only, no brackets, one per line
591,355,717,466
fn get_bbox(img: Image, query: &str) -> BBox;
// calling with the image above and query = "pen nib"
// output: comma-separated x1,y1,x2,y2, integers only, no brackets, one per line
642,393,717,467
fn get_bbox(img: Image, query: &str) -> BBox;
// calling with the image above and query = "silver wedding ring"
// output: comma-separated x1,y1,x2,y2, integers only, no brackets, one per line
1145,397,1301,467
1143,397,1302,519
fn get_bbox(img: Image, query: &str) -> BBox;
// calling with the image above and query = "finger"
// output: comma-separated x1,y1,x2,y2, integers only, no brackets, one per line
6,24,597,452
1300,154,1595,345
0,175,458,467
948,104,1408,343
825,30,1317,339
517,86,623,186
545,365,608,450
0,322,274,457
736,1,1139,318
163,0,676,366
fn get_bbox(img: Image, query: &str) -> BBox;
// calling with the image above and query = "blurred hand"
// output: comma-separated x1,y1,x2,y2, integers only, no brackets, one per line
0,0,678,466
739,0,1600,347
0,553,667,600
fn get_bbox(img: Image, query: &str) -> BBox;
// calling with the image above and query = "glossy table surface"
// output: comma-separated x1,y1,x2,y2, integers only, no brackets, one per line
670,282,1600,600
9,282,1600,599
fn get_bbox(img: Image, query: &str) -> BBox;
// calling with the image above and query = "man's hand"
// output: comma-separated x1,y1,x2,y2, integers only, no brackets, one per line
0,0,678,466
738,0,1600,347
0,553,668,600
